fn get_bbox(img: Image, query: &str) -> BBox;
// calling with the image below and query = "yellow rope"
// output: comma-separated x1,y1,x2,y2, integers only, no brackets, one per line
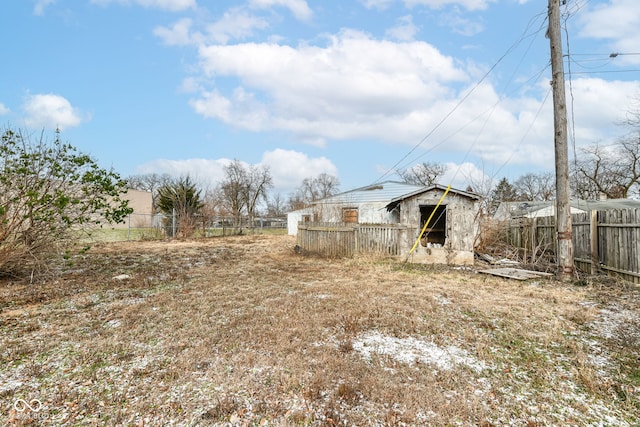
408,184,452,255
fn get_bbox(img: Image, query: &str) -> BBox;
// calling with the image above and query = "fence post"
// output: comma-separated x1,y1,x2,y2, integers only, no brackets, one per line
521,220,528,263
172,208,177,238
354,225,359,254
590,210,600,274
530,219,537,263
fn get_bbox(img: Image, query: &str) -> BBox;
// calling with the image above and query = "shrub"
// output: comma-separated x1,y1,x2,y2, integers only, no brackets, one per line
0,127,132,277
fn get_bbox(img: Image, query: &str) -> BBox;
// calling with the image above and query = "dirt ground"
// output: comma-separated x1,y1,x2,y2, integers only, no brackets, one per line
1,235,639,426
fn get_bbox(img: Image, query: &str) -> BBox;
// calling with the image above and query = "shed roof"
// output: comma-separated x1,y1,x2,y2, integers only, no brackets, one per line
385,184,480,211
314,181,426,205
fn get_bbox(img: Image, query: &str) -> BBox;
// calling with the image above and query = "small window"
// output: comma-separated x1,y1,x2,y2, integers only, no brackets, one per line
302,214,311,223
419,205,446,245
343,208,358,224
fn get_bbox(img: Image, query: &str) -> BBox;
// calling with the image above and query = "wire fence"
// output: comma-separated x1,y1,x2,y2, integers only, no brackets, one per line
91,213,287,242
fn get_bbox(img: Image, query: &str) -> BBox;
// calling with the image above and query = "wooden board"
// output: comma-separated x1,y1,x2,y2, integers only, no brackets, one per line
478,268,554,280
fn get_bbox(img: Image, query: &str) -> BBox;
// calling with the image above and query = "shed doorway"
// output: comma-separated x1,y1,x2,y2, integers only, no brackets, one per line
419,205,446,245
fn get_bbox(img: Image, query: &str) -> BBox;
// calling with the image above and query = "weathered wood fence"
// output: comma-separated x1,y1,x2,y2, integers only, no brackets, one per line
297,223,411,258
506,208,640,283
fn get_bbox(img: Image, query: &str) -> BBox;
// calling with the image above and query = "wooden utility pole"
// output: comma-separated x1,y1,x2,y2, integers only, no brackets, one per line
548,0,574,281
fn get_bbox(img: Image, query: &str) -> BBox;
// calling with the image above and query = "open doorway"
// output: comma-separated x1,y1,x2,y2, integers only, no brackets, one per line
419,205,446,245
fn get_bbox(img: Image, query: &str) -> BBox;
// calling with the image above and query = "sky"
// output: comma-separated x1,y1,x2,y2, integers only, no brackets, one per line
2,0,640,198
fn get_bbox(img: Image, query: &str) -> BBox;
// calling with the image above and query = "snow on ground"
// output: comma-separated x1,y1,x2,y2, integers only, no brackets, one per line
352,330,488,373
590,303,640,342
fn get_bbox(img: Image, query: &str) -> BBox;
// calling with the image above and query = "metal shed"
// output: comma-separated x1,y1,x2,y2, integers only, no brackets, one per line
294,182,480,265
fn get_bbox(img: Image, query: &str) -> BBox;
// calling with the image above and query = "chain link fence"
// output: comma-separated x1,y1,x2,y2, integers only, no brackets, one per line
90,213,287,242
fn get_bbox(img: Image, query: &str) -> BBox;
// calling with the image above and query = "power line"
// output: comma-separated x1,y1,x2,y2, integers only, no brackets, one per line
568,69,640,75
374,8,549,184
395,62,551,182
609,52,640,57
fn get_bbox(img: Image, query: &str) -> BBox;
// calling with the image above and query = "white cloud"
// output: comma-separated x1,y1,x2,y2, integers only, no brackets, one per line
22,94,86,131
442,162,494,193
439,13,485,36
386,15,419,41
154,18,197,46
249,0,312,21
360,0,495,11
34,0,56,15
184,24,640,172
191,30,467,142
566,78,640,142
405,0,495,10
360,0,395,10
205,8,270,44
0,103,9,115
135,158,229,189
154,9,270,46
90,0,196,12
135,149,337,194
149,1,639,179
260,149,338,193
578,0,640,65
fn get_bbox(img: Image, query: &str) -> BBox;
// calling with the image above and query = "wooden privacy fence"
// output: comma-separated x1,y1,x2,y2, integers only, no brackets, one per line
297,223,411,258
506,208,640,283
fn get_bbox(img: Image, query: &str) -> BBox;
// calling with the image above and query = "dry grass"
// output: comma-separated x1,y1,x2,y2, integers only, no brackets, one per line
1,235,639,426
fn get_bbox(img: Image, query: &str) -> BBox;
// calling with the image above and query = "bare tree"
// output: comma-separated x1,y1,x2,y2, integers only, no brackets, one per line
289,173,340,209
571,139,640,199
241,164,273,229
513,172,555,201
314,173,341,199
571,97,640,199
397,162,446,186
287,189,306,211
464,171,494,216
266,193,287,217
218,160,274,230
219,160,247,229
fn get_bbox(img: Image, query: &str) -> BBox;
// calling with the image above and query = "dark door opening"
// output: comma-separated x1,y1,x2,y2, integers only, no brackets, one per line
419,205,446,245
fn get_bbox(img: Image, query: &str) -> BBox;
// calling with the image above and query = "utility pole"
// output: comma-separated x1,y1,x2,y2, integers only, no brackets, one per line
548,0,574,281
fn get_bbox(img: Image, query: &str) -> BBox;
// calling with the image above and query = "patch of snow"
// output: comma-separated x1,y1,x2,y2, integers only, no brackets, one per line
105,319,122,328
112,274,131,281
474,377,492,396
591,305,640,341
578,300,598,308
0,378,23,394
352,331,487,373
433,295,451,305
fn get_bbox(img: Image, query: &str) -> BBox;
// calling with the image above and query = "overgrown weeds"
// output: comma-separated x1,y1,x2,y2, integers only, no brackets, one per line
0,235,638,426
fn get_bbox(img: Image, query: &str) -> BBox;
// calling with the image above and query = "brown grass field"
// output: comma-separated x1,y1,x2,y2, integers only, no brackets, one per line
1,235,639,426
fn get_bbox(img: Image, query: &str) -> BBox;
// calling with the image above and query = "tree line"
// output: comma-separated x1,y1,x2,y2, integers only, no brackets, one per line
398,141,639,217
1,103,637,276
398,101,640,214
131,123,640,238
127,164,341,237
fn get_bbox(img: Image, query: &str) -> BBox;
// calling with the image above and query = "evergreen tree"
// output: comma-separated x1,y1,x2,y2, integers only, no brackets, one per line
157,176,203,237
489,177,518,215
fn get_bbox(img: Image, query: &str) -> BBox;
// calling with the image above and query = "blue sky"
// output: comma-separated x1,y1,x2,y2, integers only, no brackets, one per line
2,0,639,197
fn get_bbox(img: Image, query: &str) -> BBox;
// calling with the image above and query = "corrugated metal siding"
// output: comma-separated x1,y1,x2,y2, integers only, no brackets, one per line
316,181,425,205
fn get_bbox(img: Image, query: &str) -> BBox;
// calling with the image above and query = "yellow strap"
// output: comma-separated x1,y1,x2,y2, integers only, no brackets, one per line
408,184,451,255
